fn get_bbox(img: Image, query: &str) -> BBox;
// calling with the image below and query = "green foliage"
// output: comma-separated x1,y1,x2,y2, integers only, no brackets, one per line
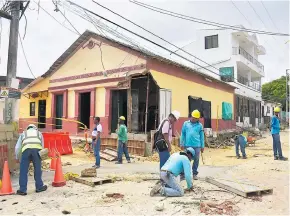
262,76,287,110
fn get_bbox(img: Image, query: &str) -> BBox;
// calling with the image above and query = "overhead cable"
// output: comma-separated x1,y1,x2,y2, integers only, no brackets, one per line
129,0,289,36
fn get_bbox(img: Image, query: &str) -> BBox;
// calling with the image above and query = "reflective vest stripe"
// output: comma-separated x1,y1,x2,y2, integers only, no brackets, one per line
22,129,42,147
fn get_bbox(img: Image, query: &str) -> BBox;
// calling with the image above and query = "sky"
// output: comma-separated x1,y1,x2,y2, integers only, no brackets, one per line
0,0,289,84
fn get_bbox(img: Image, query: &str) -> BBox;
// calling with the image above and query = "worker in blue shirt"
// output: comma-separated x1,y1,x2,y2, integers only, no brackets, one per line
15,124,47,195
150,147,195,197
180,110,204,180
271,107,287,161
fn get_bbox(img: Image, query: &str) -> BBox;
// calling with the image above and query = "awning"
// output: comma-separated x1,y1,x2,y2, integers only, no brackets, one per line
23,90,48,99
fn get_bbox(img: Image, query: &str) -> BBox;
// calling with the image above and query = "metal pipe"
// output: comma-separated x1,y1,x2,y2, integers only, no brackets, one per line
144,74,150,134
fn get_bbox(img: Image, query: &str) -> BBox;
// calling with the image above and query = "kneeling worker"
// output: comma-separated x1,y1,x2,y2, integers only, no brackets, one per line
150,147,195,197
15,124,47,195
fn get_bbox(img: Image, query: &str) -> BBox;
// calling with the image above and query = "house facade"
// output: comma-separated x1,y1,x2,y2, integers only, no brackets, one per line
19,31,235,137
184,27,266,128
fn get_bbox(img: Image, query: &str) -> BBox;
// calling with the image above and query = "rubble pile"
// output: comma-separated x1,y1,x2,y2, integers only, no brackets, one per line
200,200,239,215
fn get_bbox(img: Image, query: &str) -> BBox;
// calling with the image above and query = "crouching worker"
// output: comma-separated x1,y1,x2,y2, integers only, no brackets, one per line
15,124,47,195
234,133,247,159
150,147,195,197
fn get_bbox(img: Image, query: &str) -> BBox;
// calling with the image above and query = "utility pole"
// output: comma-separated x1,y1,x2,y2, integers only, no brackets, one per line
4,0,21,124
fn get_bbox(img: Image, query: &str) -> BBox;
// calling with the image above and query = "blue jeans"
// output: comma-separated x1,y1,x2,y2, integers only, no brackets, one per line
19,148,44,193
158,150,170,169
192,147,201,176
117,140,130,162
272,134,283,158
235,135,246,157
93,139,101,167
160,171,184,197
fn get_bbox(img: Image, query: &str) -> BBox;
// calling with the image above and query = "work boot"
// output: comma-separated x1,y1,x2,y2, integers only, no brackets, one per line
36,185,48,193
115,161,122,164
16,190,27,196
150,182,162,197
193,175,198,180
274,156,278,160
92,165,97,168
278,157,288,161
237,156,241,159
242,156,247,159
127,160,131,163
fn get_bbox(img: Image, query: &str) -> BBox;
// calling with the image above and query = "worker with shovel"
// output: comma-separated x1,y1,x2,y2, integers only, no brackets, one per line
15,124,47,195
180,110,204,180
150,147,195,197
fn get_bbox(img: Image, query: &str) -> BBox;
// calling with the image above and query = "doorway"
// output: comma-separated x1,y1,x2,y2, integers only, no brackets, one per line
79,92,91,130
55,95,63,129
111,90,127,133
38,100,46,129
131,75,159,133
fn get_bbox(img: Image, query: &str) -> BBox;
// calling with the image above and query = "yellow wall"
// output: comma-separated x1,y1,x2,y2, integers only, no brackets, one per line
67,90,75,118
150,70,234,119
95,87,106,117
49,37,145,88
19,78,52,119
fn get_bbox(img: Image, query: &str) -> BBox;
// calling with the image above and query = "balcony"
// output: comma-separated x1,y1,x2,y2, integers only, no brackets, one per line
232,47,264,73
237,74,261,92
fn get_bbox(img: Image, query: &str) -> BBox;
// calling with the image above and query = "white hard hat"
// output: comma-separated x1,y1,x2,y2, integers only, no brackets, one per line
170,110,180,120
27,124,37,130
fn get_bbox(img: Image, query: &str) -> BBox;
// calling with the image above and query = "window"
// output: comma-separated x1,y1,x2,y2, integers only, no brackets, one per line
30,102,35,116
220,67,234,82
205,35,218,49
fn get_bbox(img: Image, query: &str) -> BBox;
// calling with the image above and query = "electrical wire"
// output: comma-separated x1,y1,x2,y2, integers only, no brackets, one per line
32,0,79,35
22,13,27,39
18,33,36,79
260,1,281,32
230,0,252,26
129,0,289,36
90,0,263,94
52,0,81,35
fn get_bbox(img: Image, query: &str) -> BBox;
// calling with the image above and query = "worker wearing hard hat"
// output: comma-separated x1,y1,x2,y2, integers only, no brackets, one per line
15,124,47,195
153,110,180,169
180,109,204,180
271,107,287,161
150,147,195,197
116,116,131,164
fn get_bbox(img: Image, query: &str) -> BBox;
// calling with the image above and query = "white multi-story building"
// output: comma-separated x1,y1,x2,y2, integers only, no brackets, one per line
185,26,266,127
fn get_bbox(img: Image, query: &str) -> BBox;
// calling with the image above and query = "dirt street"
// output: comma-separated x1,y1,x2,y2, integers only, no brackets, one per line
0,131,289,215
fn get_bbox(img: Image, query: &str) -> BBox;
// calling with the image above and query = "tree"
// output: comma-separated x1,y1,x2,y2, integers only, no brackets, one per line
262,76,288,111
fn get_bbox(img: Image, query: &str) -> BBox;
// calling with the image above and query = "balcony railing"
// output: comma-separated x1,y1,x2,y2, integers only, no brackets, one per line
237,74,261,91
232,47,264,72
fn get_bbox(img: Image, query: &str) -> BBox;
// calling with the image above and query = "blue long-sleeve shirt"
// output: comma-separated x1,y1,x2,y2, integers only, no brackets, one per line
180,121,205,148
15,132,44,159
271,115,280,135
161,152,193,189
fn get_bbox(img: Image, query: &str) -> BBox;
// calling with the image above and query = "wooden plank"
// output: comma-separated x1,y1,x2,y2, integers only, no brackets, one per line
100,152,115,161
71,177,113,187
205,177,273,198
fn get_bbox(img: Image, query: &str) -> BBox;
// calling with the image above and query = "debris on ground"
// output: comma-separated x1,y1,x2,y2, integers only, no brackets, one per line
28,161,50,176
62,162,72,166
248,196,262,202
81,168,97,177
106,193,124,199
183,209,191,215
64,172,80,181
146,144,182,162
62,210,71,215
200,201,239,215
154,203,164,211
171,200,200,206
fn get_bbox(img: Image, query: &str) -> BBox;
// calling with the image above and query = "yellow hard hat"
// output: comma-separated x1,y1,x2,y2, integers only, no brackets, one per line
191,109,201,118
119,116,126,120
274,107,281,113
